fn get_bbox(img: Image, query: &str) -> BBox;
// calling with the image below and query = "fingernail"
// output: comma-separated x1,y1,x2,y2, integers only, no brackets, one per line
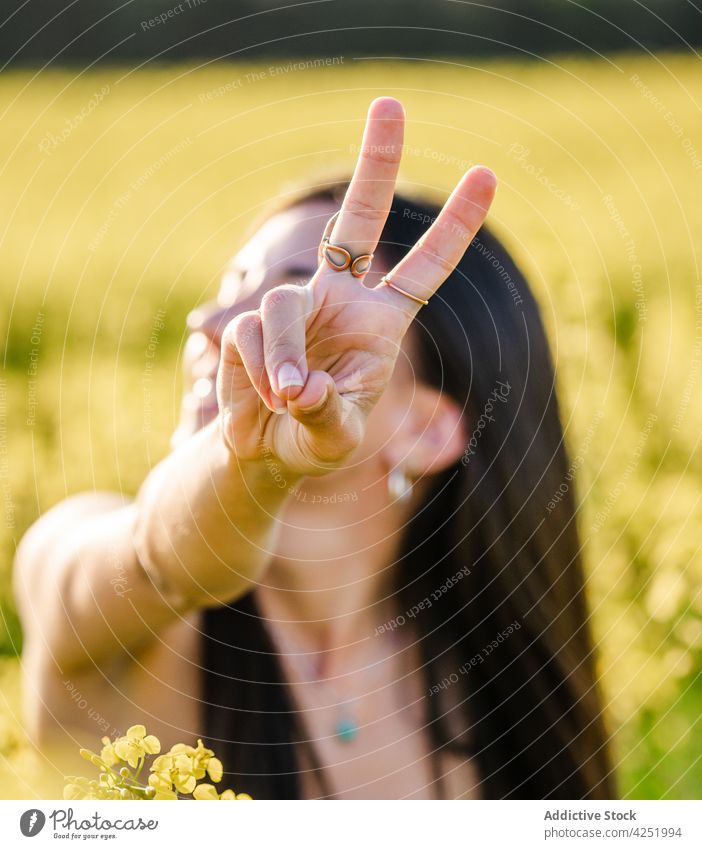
269,391,287,414
277,363,304,390
297,385,329,414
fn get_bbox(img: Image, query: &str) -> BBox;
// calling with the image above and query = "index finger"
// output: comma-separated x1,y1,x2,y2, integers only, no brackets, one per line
326,97,405,260
377,165,498,311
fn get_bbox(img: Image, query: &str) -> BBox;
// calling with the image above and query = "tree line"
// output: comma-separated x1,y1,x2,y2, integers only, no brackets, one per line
2,0,701,65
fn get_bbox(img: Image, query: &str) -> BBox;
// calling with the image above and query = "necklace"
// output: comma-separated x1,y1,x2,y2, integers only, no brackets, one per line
266,619,402,744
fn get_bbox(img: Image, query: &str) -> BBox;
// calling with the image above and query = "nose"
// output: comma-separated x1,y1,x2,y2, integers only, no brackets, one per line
186,300,236,347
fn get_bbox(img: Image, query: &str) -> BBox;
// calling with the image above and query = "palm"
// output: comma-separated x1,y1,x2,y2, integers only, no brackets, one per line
227,275,407,474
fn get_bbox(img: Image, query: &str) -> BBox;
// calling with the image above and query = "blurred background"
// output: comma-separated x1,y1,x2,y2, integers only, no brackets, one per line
1,0,701,798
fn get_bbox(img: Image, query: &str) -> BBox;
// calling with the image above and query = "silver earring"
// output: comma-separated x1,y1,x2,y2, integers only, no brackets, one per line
388,467,413,503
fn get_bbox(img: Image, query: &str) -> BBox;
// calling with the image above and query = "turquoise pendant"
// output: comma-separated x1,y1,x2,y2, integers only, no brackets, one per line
335,718,359,743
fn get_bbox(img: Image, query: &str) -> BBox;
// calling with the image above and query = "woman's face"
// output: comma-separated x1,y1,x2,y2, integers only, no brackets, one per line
175,198,416,467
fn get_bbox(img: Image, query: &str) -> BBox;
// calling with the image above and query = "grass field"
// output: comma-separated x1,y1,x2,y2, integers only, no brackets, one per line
1,53,702,798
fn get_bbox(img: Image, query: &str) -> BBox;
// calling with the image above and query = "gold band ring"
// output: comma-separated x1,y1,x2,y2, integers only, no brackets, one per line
318,211,374,278
380,276,429,307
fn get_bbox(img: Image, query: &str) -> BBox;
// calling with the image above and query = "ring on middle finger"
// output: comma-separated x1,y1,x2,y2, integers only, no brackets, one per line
318,211,374,278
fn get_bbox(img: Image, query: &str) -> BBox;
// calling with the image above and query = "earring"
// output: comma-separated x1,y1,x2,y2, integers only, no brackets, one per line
388,467,413,504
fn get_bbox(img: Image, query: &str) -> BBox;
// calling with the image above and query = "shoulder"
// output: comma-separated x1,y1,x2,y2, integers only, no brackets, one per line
16,491,132,566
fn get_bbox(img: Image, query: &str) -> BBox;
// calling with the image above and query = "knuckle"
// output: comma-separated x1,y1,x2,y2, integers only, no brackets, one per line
420,247,456,277
260,284,301,314
359,142,402,165
438,209,473,242
220,323,237,352
343,196,386,224
266,339,300,367
222,311,259,349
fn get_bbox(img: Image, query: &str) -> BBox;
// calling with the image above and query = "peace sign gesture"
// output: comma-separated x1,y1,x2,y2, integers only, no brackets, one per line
217,97,497,476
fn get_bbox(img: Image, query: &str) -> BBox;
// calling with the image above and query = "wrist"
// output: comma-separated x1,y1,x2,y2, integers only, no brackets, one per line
215,416,304,502
224,449,304,507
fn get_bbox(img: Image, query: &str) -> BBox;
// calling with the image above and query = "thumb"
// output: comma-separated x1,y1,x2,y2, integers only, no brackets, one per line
286,370,363,465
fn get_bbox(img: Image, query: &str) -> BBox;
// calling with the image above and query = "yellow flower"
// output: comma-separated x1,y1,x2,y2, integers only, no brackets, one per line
64,778,92,800
150,753,174,773
193,783,219,800
65,726,251,801
79,748,103,768
151,788,178,800
219,789,252,800
147,770,173,793
113,725,161,769
100,736,120,767
173,754,197,794
149,740,218,794
206,757,223,783
63,775,124,800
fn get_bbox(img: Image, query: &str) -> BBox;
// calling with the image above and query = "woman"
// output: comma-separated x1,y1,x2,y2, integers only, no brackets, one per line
15,98,615,799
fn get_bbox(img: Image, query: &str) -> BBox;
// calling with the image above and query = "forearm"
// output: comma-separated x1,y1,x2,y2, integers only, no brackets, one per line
16,417,296,675
133,416,296,607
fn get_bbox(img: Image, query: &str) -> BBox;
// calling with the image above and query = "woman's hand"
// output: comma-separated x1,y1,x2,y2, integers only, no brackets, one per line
217,97,497,477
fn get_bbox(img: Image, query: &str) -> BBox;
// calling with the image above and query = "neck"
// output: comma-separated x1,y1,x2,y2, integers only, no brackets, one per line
257,470,408,665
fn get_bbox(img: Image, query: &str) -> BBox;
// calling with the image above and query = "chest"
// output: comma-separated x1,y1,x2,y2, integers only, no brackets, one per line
280,655,481,799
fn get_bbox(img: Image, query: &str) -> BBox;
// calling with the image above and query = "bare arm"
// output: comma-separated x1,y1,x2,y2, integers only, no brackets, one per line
15,96,496,743
14,417,295,678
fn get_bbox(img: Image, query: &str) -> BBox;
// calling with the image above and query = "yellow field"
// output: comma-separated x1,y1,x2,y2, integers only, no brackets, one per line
1,54,701,798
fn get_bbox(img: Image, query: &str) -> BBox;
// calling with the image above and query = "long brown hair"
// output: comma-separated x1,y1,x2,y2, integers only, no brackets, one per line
201,181,616,799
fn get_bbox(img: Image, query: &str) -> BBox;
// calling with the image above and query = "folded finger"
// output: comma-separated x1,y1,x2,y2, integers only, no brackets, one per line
220,310,283,414
260,284,312,401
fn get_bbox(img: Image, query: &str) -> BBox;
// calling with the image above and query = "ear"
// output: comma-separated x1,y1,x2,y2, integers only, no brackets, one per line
382,383,466,478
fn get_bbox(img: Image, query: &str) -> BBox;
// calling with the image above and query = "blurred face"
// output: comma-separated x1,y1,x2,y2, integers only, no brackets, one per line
176,200,330,442
175,198,405,454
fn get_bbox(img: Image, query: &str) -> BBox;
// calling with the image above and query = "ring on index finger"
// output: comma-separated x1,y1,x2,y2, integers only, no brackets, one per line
318,211,374,278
